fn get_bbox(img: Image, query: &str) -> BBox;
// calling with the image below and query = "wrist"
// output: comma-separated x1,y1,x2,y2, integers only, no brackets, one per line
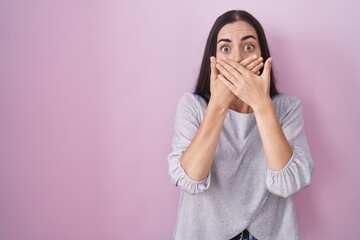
252,97,274,115
208,98,229,115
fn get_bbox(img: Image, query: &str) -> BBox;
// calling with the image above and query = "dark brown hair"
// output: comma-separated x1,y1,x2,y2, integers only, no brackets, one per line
194,10,279,102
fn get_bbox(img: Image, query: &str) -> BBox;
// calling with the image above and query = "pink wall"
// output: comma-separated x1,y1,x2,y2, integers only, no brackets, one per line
1,0,359,239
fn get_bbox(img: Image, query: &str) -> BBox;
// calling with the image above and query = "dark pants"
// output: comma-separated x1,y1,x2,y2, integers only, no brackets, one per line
229,229,257,240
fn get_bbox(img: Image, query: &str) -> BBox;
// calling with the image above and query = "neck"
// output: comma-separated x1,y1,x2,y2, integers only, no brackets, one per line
229,99,253,113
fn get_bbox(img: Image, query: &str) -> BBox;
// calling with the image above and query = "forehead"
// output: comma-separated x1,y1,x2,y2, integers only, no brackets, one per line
217,21,258,41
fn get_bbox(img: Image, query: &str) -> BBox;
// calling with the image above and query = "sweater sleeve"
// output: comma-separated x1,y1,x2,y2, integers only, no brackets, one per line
266,96,315,198
167,93,211,194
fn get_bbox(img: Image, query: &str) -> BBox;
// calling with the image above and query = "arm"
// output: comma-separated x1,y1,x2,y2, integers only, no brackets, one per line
167,93,213,194
181,56,264,180
168,56,266,194
216,57,314,198
265,98,314,198
168,57,236,194
179,101,228,181
216,57,292,170
167,93,232,194
253,99,293,171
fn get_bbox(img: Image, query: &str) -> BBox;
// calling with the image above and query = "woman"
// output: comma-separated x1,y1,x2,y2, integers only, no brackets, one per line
168,10,314,240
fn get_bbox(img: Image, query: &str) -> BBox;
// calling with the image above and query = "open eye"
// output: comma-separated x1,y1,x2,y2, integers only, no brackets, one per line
220,46,231,53
243,44,254,52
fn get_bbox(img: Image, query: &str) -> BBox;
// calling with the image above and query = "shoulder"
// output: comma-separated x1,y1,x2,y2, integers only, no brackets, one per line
177,92,207,110
273,93,301,107
176,92,209,122
178,92,198,105
272,93,302,120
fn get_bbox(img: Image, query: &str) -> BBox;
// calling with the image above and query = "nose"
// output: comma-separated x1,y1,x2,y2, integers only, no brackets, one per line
233,50,242,63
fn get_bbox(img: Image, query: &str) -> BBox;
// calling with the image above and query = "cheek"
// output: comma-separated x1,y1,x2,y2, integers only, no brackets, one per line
215,50,227,61
245,49,262,58
254,47,262,57
215,49,222,57
256,49,262,57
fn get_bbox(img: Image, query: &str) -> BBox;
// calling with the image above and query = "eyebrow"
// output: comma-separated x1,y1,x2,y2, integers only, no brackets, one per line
217,35,257,44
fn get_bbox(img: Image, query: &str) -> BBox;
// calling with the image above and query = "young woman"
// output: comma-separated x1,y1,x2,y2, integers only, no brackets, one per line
168,10,314,240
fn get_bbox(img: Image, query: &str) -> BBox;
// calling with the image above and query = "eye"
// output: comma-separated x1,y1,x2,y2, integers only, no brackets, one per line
220,46,231,53
243,44,254,52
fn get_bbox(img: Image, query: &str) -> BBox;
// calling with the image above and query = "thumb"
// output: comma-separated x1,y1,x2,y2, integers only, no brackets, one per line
210,56,219,93
210,56,218,82
261,57,272,78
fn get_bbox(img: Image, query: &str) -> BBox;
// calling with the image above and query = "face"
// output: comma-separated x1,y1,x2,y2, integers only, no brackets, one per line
216,21,261,62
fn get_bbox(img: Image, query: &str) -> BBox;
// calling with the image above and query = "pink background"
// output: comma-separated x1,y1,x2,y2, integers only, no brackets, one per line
1,0,359,239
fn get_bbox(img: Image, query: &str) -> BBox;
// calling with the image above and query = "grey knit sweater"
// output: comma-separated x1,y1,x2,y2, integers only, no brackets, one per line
168,93,314,240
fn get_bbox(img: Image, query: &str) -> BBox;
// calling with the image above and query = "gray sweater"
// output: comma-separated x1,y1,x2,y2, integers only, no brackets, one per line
168,93,314,240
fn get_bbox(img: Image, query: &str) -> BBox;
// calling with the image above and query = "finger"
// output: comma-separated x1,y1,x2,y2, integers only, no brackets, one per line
219,57,248,76
239,55,258,68
218,74,237,93
261,57,272,78
210,56,218,82
216,62,242,86
246,57,263,72
251,61,264,75
210,56,218,93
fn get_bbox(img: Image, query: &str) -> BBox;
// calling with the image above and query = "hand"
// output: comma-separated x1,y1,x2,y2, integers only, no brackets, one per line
215,57,273,111
209,56,236,109
239,55,264,76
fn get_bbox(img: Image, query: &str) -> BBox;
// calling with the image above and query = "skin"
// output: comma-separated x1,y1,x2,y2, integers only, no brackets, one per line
180,21,293,181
